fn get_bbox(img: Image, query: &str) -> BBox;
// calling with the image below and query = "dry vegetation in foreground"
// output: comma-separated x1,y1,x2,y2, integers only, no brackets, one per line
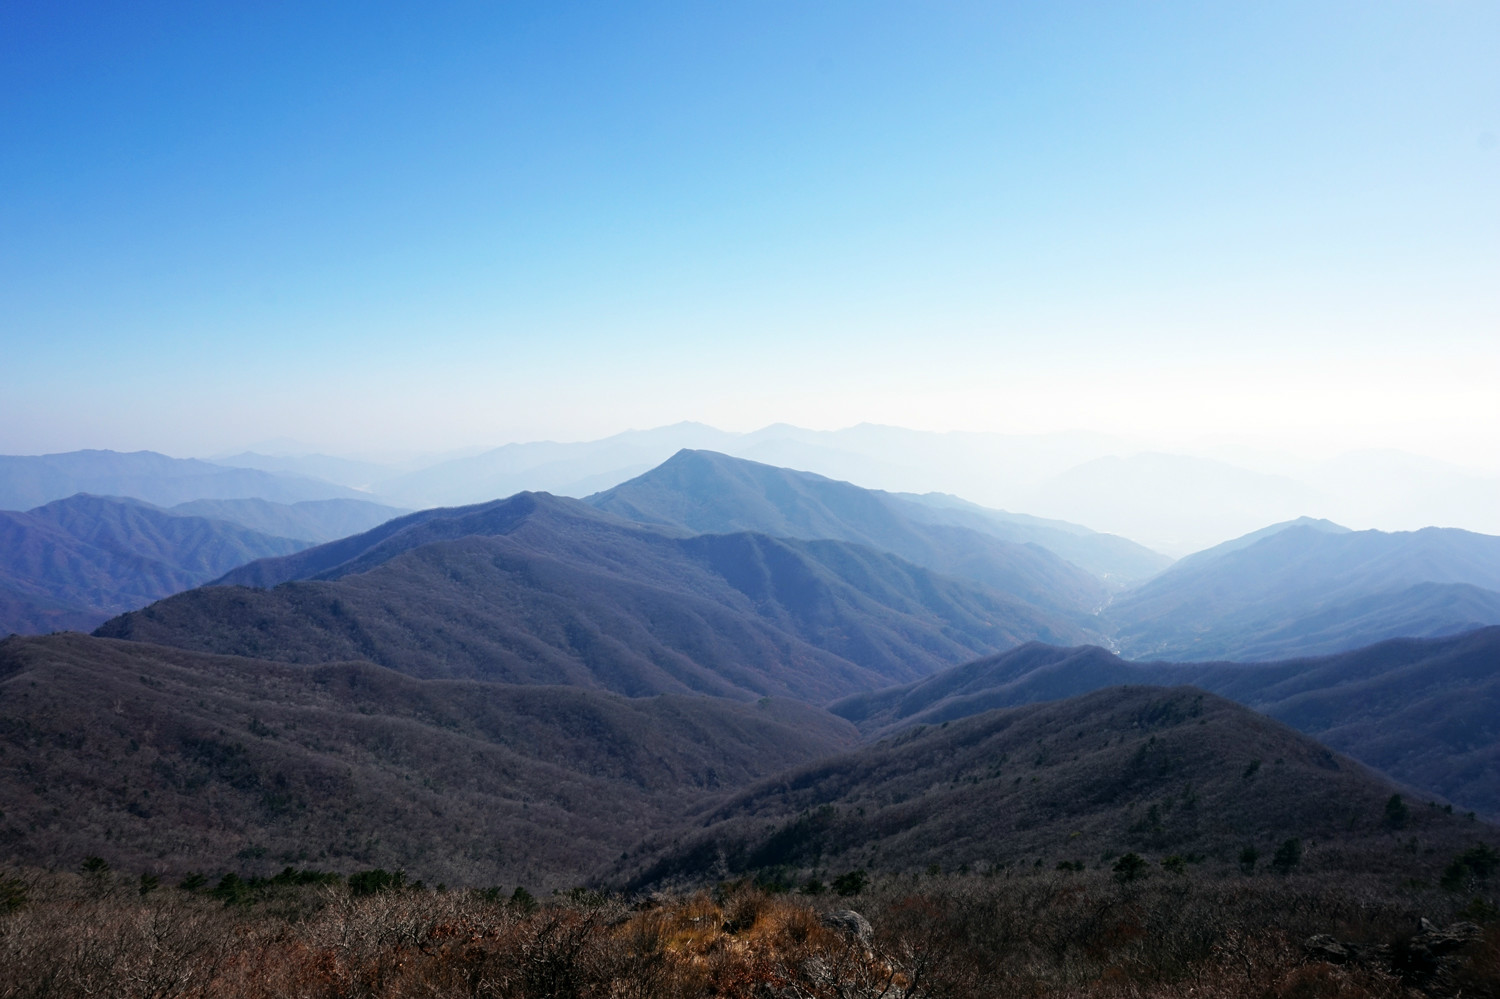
1,863,1497,999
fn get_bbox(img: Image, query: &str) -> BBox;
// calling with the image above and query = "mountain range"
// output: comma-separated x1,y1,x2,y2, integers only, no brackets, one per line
1,440,1497,892
199,422,1500,553
617,684,1483,890
0,495,311,635
0,450,364,510
6,631,1492,890
98,492,1089,701
587,448,1167,587
87,464,1500,821
8,448,1499,669
165,497,407,544
1106,518,1500,660
830,627,1500,819
0,632,857,886
20,417,1498,555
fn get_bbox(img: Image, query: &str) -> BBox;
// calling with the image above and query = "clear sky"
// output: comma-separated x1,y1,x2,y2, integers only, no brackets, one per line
3,1,1496,464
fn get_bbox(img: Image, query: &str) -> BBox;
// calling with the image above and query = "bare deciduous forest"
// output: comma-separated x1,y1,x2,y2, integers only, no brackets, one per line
2,862,1497,999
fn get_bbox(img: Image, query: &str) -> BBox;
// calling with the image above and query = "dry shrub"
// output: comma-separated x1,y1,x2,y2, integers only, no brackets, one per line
0,885,236,999
1269,962,1401,999
1451,922,1500,999
0,866,1491,998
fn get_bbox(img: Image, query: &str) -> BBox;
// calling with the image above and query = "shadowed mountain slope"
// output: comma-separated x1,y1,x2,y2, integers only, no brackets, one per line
207,491,605,588
0,495,309,636
0,450,362,509
97,493,1088,701
0,588,100,638
1106,522,1500,660
832,643,1138,733
586,449,1121,616
0,633,858,888
168,497,408,543
831,628,1500,819
614,685,1492,889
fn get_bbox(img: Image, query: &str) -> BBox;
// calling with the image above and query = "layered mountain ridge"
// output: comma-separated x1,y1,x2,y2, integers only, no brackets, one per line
0,633,858,886
99,492,1088,701
0,444,1496,893
587,448,1161,594
0,494,312,635
831,627,1500,819
0,450,364,510
1107,519,1500,660
615,684,1482,889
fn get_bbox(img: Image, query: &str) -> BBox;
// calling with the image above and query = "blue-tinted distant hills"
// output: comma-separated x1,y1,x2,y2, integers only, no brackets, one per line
89,423,1489,560
1105,520,1500,660
0,449,366,510
829,627,1500,820
12,443,1499,667
585,450,1159,617
1020,452,1326,556
0,494,310,635
206,451,400,491
347,425,1500,555
368,422,742,509
1165,515,1351,566
98,492,1093,701
874,491,1171,584
167,497,407,543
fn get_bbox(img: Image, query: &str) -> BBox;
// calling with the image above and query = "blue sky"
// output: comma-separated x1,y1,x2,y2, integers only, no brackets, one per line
3,1,1496,460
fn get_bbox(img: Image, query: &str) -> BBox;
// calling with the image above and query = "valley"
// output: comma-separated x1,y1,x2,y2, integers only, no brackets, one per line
9,8,1498,992
0,443,1496,999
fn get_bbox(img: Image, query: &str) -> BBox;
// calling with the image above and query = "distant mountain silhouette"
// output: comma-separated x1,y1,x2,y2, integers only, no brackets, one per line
586,450,1128,617
1106,521,1500,659
209,451,400,490
0,633,857,886
0,494,309,636
98,493,1090,701
882,491,1172,583
168,497,407,543
830,627,1500,819
0,450,363,510
1023,453,1326,556
616,685,1482,889
27,425,1488,552
1168,516,1351,567
371,423,741,508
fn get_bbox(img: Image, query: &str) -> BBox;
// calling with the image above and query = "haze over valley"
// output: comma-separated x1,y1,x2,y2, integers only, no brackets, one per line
3,3,1497,995
4,417,1499,996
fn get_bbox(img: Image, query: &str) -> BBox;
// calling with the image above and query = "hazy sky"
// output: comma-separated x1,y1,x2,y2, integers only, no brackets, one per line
3,2,1496,464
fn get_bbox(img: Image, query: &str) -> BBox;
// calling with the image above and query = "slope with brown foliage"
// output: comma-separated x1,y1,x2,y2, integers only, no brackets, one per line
1,866,1495,999
830,629,1500,820
97,492,1086,700
619,686,1498,891
0,633,857,887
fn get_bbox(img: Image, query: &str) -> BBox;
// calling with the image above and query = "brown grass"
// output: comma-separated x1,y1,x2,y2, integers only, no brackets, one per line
0,866,1494,998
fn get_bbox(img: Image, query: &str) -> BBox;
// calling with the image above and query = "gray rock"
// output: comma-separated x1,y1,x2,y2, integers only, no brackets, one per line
820,908,874,945
1417,919,1482,954
1304,934,1350,963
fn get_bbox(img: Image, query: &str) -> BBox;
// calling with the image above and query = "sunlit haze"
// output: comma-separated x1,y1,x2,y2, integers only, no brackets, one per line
3,2,1497,473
